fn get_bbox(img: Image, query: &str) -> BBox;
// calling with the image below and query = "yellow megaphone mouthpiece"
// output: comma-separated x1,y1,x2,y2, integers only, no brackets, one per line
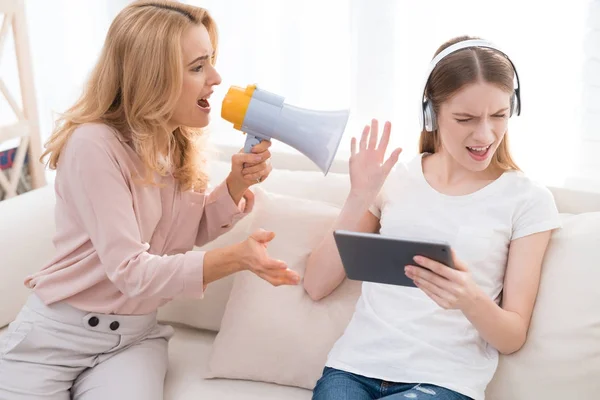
221,84,256,131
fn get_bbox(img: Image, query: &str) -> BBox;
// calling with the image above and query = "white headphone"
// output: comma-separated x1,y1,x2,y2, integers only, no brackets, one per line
418,39,521,132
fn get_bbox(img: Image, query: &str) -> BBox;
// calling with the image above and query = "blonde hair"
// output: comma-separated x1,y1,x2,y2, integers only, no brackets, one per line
419,35,520,172
41,0,218,191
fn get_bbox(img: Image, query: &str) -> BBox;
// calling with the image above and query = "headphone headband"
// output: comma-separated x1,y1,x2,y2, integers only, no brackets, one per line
418,39,521,131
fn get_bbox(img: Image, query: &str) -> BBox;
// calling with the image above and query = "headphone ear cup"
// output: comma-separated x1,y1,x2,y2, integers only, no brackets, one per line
510,92,518,117
424,101,437,132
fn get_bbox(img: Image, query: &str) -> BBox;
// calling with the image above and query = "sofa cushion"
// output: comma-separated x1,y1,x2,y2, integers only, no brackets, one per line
165,326,311,400
485,212,600,399
0,186,57,330
157,161,350,332
206,187,361,390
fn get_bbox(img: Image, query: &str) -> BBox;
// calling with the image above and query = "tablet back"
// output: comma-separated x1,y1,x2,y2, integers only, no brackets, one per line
333,230,454,287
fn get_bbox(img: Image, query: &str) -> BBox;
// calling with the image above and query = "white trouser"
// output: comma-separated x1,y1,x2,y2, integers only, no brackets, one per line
0,293,174,400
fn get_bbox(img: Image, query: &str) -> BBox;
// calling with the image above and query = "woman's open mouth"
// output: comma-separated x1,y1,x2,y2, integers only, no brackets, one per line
466,144,492,161
197,98,210,110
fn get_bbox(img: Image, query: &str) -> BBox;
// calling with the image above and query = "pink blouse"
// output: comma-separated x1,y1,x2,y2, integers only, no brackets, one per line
24,123,252,315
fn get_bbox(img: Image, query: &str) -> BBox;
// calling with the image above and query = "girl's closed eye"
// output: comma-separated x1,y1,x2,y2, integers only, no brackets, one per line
192,63,204,72
456,114,505,123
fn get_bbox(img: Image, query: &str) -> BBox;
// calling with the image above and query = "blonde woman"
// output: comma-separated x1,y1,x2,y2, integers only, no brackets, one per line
0,1,299,399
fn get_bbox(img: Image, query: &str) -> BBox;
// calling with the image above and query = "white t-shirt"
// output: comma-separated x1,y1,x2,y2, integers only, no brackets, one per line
325,153,561,400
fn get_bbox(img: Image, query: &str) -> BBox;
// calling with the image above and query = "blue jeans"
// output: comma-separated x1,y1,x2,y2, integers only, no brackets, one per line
312,367,472,400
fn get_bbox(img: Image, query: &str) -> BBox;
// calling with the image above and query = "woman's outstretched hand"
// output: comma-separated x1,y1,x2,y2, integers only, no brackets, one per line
349,119,402,203
237,229,301,287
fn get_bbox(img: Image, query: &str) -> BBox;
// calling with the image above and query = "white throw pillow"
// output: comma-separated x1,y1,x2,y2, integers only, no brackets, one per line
486,212,600,399
206,187,361,389
157,162,350,331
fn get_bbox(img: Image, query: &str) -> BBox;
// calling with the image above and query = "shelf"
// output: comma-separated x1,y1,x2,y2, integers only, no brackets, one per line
0,0,45,199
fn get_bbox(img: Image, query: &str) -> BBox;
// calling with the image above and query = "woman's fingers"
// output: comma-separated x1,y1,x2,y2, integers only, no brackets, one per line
382,147,402,174
405,265,452,291
359,124,370,150
243,161,270,176
378,121,392,154
260,269,300,286
368,119,379,150
249,139,272,154
244,168,271,182
232,152,263,170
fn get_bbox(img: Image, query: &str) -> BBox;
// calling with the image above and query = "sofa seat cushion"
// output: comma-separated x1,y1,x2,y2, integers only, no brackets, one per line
166,325,313,399
0,326,311,399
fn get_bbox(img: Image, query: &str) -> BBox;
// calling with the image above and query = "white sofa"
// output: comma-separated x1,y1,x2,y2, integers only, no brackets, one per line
1,151,599,400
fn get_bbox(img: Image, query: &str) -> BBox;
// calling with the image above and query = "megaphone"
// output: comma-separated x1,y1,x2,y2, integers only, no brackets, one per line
221,84,349,175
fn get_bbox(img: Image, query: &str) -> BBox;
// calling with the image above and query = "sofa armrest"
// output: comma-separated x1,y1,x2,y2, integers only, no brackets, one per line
0,186,57,329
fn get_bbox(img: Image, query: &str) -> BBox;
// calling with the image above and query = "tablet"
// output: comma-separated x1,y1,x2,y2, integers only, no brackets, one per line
333,230,455,288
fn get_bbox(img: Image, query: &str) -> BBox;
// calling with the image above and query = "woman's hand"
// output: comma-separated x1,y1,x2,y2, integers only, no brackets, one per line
235,229,300,287
404,250,483,313
226,140,273,203
349,119,402,203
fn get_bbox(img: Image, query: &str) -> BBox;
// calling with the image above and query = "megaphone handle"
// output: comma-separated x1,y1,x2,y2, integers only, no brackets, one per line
244,134,263,153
